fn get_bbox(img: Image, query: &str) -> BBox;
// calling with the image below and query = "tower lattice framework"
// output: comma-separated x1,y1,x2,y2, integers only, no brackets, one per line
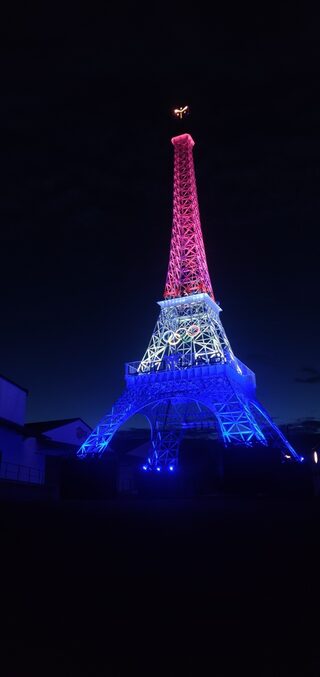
78,133,301,470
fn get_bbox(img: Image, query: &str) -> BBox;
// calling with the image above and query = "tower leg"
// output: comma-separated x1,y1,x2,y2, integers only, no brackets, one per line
77,387,147,457
204,377,268,446
250,400,302,461
143,399,183,472
145,428,182,472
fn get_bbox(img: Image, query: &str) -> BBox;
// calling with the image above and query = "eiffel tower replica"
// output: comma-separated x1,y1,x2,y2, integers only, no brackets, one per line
78,122,302,471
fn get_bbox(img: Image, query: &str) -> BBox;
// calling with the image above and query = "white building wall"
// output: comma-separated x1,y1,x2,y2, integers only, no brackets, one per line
45,421,91,445
0,377,44,483
0,429,44,484
0,426,23,465
0,377,27,425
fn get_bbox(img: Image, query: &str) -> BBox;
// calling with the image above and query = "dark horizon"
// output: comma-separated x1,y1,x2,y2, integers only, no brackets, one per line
1,6,319,429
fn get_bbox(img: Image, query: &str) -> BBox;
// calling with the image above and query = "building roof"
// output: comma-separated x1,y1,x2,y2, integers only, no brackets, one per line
0,373,28,394
24,418,91,435
0,416,24,434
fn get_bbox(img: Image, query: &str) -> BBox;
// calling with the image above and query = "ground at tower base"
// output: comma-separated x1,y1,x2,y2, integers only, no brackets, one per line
60,433,317,500
1,491,320,675
1,425,319,675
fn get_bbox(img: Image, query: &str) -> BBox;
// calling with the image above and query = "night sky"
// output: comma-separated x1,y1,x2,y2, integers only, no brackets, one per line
1,6,320,428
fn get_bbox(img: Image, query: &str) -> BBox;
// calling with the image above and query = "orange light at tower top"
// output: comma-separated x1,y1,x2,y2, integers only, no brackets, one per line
173,105,189,119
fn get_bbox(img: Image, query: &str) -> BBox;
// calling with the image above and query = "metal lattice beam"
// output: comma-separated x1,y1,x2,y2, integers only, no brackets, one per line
138,294,236,375
164,134,214,300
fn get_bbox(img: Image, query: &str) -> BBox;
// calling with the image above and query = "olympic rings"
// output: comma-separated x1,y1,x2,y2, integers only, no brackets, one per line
186,324,201,338
163,324,201,344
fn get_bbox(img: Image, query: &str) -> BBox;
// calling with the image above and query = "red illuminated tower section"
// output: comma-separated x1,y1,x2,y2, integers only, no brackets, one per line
164,134,215,300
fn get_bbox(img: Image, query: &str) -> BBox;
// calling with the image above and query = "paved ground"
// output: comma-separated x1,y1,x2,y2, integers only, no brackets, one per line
0,495,320,675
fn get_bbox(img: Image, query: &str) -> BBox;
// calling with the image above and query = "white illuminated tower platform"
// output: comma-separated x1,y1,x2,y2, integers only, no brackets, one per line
78,132,302,471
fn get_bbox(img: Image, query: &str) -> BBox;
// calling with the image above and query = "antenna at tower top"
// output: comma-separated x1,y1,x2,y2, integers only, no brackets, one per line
172,105,190,120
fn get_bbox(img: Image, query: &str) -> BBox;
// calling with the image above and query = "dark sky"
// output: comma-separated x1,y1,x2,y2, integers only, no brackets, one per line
1,5,320,427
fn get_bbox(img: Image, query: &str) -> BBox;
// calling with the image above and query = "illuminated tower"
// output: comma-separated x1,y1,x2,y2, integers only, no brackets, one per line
78,132,302,470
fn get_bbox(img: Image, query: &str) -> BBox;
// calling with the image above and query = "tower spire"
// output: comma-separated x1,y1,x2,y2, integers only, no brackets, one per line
164,133,214,300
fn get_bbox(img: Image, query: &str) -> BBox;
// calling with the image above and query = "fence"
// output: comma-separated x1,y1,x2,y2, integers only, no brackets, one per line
0,461,44,485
